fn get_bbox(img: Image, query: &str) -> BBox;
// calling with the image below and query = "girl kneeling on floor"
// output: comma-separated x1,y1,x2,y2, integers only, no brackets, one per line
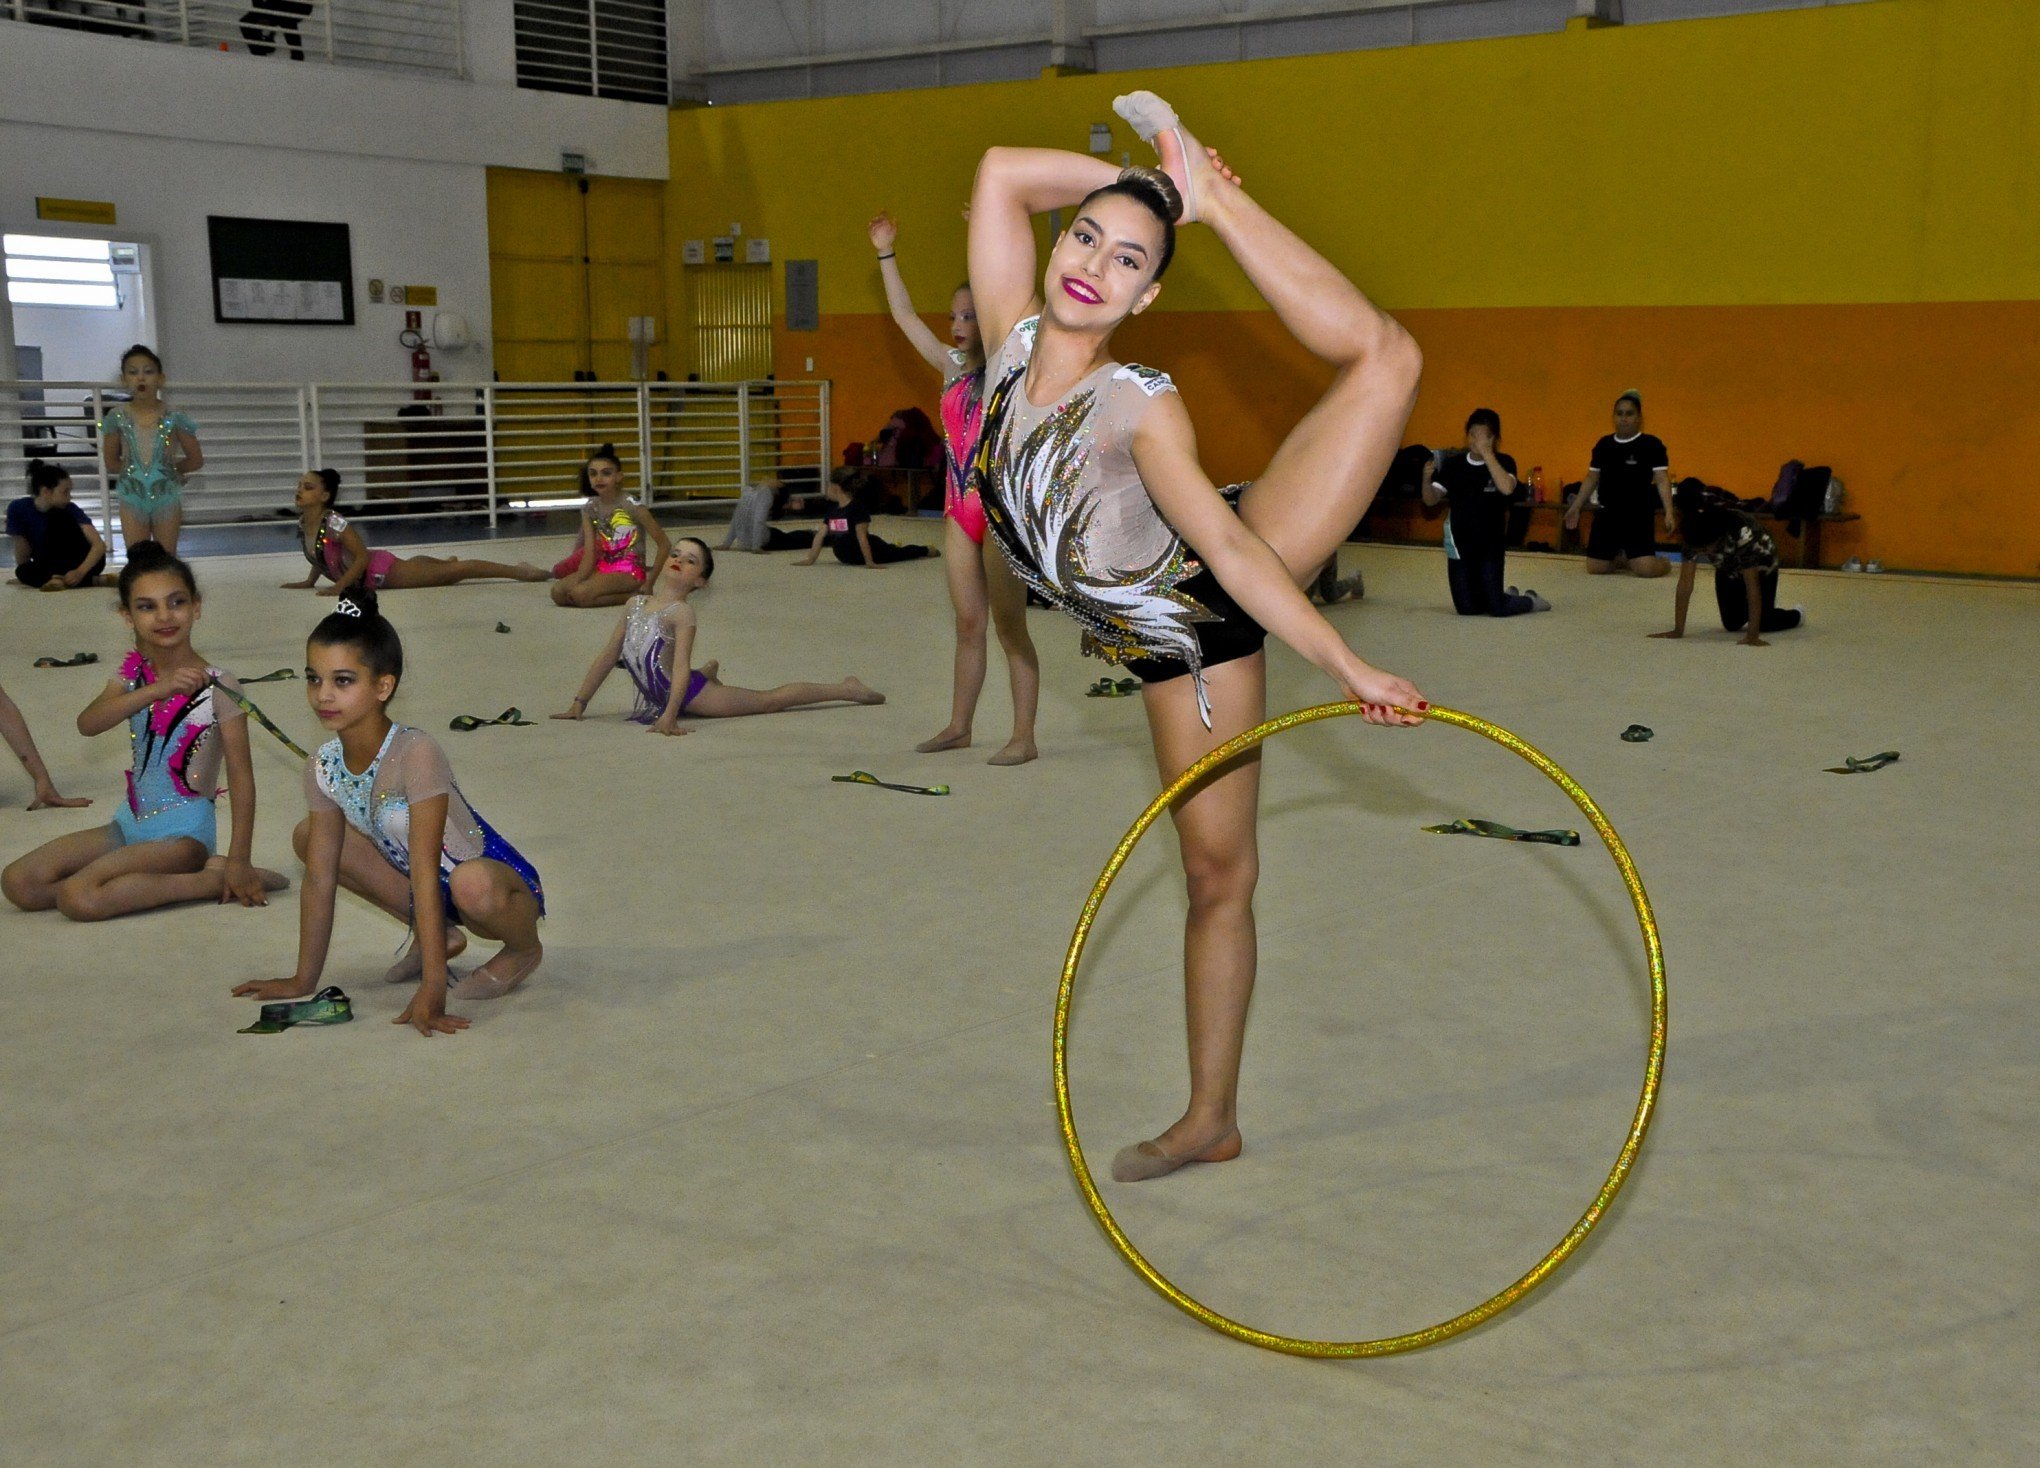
2,542,283,919
232,592,545,1036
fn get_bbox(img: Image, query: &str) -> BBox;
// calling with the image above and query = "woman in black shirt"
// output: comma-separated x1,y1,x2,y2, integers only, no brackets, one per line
1566,390,1676,577
1420,409,1549,617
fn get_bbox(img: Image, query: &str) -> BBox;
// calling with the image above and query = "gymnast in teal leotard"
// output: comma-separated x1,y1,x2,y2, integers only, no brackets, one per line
101,344,202,555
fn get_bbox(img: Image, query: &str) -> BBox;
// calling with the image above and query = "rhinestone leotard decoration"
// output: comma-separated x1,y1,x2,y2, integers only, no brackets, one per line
973,317,1222,723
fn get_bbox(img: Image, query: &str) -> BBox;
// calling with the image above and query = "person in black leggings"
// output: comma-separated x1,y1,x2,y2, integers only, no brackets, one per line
1567,390,1676,577
1421,409,1549,618
1651,481,1803,646
796,472,934,568
241,0,314,60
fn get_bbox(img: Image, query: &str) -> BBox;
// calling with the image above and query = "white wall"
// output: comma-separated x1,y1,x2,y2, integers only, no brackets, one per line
1,121,497,386
0,10,670,385
0,16,670,177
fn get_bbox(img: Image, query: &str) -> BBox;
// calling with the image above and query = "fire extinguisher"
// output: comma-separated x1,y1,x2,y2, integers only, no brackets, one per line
400,315,434,390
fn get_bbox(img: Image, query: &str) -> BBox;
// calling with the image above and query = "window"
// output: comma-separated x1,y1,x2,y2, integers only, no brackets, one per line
515,0,668,104
4,235,126,310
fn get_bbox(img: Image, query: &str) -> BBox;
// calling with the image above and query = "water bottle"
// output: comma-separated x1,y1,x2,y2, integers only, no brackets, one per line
1530,466,1545,502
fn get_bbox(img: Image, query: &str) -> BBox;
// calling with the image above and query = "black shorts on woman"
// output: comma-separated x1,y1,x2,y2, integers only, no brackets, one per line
1121,511,1268,686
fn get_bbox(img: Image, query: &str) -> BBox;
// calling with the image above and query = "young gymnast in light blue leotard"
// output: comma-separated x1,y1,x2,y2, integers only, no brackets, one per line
101,344,202,556
1,544,284,920
232,591,547,1037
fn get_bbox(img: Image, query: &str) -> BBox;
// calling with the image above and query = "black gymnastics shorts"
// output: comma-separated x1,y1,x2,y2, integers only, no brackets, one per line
1122,566,1268,686
1586,496,1663,562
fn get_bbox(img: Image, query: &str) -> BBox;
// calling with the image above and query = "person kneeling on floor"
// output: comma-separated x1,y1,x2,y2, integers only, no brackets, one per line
1422,409,1549,617
1651,480,1804,647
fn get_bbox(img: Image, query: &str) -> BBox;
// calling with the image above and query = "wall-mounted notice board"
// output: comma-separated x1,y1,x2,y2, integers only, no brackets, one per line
207,216,355,326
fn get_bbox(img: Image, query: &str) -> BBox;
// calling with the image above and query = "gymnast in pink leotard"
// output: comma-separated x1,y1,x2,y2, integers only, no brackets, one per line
868,209,1041,766
284,470,547,596
551,444,672,609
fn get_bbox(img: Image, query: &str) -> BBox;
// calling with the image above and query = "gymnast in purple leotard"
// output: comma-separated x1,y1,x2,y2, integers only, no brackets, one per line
552,538,886,736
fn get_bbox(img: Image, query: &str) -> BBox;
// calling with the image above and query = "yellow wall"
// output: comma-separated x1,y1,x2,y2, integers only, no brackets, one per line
667,0,2040,576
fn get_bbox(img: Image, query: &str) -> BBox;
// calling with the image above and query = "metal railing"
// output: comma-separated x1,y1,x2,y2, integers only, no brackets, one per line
0,377,831,545
5,0,465,80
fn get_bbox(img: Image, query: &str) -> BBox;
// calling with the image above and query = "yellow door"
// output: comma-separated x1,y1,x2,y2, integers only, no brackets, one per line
586,178,667,382
486,168,587,383
486,168,667,383
686,262,773,382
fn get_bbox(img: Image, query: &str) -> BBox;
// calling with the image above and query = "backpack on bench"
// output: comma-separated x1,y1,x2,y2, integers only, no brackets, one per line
1770,459,1835,536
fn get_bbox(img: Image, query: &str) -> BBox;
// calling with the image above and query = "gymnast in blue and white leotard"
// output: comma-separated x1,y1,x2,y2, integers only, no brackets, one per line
234,593,546,1032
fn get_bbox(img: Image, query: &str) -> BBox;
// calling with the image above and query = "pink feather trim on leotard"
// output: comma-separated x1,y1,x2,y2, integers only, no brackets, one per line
121,650,219,799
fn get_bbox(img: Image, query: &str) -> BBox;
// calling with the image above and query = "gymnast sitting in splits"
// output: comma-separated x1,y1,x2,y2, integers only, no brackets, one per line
795,471,934,568
283,470,548,593
553,537,885,736
967,93,1427,1181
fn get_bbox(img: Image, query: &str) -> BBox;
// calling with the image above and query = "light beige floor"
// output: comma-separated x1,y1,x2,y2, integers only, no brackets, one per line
2,531,2035,1465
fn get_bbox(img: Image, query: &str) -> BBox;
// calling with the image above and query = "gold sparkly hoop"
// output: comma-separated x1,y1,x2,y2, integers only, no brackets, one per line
1052,702,1668,1357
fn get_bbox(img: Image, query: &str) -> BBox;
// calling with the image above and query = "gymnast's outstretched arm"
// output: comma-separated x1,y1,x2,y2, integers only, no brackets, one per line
553,611,629,719
868,211,953,376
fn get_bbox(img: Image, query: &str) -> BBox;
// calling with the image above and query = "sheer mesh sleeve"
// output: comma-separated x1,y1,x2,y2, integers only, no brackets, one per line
384,727,491,867
304,756,335,812
385,728,454,805
208,670,248,724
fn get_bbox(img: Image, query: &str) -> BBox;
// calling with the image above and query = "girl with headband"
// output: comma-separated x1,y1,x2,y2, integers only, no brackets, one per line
233,592,546,1035
967,93,1427,1180
283,469,549,593
553,537,885,735
866,208,1042,767
3,543,283,918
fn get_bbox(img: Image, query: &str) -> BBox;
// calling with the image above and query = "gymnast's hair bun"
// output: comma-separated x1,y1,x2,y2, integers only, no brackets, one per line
333,587,383,622
1117,166,1183,226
